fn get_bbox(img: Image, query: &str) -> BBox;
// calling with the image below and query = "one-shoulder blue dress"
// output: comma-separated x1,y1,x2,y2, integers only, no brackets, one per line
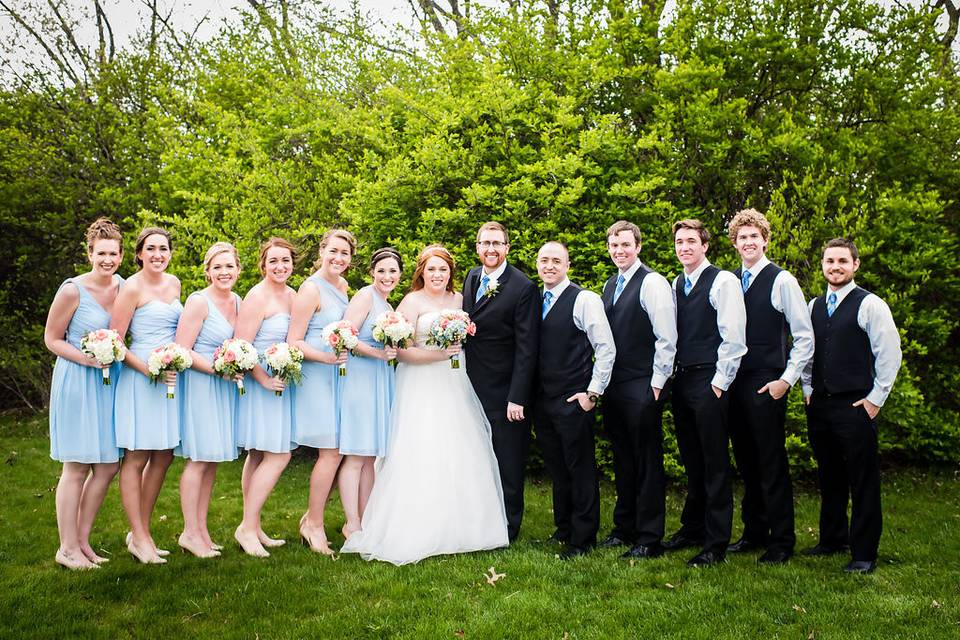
115,299,183,450
49,277,124,463
176,291,240,462
236,313,294,453
339,286,396,456
291,275,347,449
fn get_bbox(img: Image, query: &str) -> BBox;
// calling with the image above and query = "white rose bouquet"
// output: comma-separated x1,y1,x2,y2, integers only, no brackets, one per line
80,328,126,385
147,343,193,399
213,338,259,396
321,320,360,377
262,342,304,396
371,311,414,366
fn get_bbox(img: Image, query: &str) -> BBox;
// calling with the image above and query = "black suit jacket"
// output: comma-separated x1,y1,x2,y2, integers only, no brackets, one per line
462,263,540,412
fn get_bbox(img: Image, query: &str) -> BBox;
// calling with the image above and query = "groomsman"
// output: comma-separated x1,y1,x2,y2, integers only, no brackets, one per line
534,242,616,559
666,219,747,567
726,209,814,564
801,238,901,574
463,221,540,542
599,221,677,559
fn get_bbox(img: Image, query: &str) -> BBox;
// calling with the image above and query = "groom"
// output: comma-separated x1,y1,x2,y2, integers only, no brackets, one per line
463,221,540,542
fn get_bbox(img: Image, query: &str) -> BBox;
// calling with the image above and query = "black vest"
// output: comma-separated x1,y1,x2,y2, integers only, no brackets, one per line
811,286,874,395
538,284,593,398
735,262,789,372
675,265,722,368
602,266,656,384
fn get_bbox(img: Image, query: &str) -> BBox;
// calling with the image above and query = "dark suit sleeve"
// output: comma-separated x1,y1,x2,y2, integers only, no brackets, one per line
508,277,540,407
462,268,475,314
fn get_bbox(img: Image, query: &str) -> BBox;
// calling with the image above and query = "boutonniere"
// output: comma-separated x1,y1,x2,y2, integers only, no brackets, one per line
484,276,500,298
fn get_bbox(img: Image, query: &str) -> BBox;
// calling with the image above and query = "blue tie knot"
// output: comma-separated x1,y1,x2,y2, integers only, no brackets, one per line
476,275,490,302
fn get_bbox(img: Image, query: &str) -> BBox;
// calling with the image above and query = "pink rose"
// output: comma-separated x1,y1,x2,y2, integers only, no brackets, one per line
467,323,477,336
329,334,341,347
225,351,236,362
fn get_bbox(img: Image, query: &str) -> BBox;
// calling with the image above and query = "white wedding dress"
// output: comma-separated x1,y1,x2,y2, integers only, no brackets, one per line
340,311,509,565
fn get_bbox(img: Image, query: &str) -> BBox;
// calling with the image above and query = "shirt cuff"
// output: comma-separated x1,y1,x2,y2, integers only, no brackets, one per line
866,387,888,408
711,372,732,392
651,373,668,390
801,383,813,398
780,365,800,387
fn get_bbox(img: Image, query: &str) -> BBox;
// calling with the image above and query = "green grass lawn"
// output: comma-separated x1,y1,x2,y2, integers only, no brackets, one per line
1,411,958,639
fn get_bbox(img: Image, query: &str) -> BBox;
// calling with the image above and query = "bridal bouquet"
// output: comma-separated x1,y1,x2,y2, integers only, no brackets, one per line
147,343,193,399
262,342,304,396
321,320,359,377
212,338,258,396
426,309,477,369
80,328,126,385
371,311,414,366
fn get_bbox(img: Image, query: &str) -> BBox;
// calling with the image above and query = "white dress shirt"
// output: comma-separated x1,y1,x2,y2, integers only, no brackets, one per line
543,278,616,395
800,280,902,406
671,258,748,391
481,260,508,282
741,255,815,386
616,259,677,390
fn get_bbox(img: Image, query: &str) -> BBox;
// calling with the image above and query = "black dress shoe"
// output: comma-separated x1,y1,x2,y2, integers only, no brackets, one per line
686,549,725,568
621,543,664,560
597,534,631,549
843,560,876,574
546,530,569,544
662,531,704,552
801,543,849,557
727,537,764,553
757,549,792,565
559,545,591,560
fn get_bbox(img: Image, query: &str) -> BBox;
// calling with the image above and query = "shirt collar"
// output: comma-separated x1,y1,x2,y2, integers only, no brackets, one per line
743,255,770,278
544,277,570,298
684,258,712,288
618,259,643,285
482,261,508,282
827,280,857,305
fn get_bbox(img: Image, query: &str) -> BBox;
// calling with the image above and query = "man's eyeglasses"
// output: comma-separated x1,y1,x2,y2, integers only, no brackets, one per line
477,241,507,249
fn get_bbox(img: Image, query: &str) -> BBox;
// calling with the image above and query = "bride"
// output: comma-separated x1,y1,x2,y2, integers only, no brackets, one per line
340,245,509,565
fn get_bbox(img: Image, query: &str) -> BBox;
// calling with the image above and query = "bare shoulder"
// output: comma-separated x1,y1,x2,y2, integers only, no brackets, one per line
338,276,350,294
243,281,266,303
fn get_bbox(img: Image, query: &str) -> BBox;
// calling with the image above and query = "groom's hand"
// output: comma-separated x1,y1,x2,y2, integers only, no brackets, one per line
506,402,525,422
566,392,596,412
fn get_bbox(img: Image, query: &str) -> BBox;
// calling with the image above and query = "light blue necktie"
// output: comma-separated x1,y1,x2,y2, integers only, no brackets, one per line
683,276,693,296
741,270,752,293
542,290,554,319
826,292,837,317
612,274,626,305
475,275,489,302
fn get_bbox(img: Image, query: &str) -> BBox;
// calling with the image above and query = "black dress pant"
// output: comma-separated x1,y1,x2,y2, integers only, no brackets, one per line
672,367,733,554
534,393,600,549
602,375,667,545
728,369,796,553
487,410,531,542
806,391,882,562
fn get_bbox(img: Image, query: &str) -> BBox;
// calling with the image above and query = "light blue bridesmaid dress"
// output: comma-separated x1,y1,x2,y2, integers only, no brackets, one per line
114,298,183,451
291,275,347,449
236,313,293,453
49,277,123,464
339,286,396,456
176,291,240,462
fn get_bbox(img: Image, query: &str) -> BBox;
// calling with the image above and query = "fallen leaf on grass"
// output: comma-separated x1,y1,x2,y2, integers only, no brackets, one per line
931,600,941,609
5,451,17,465
159,514,167,522
484,566,506,586
665,583,675,589
454,631,465,638
793,604,806,614
807,631,815,639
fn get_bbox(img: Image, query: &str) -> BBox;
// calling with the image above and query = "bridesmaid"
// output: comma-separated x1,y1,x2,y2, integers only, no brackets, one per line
174,242,242,558
337,248,401,538
288,229,353,555
112,226,182,564
234,237,297,558
44,218,125,570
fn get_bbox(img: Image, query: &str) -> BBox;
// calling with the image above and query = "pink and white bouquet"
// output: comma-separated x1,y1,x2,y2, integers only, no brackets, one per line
426,309,477,369
147,343,193,399
321,320,359,377
80,328,126,385
262,342,304,396
213,338,258,396
371,311,414,366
